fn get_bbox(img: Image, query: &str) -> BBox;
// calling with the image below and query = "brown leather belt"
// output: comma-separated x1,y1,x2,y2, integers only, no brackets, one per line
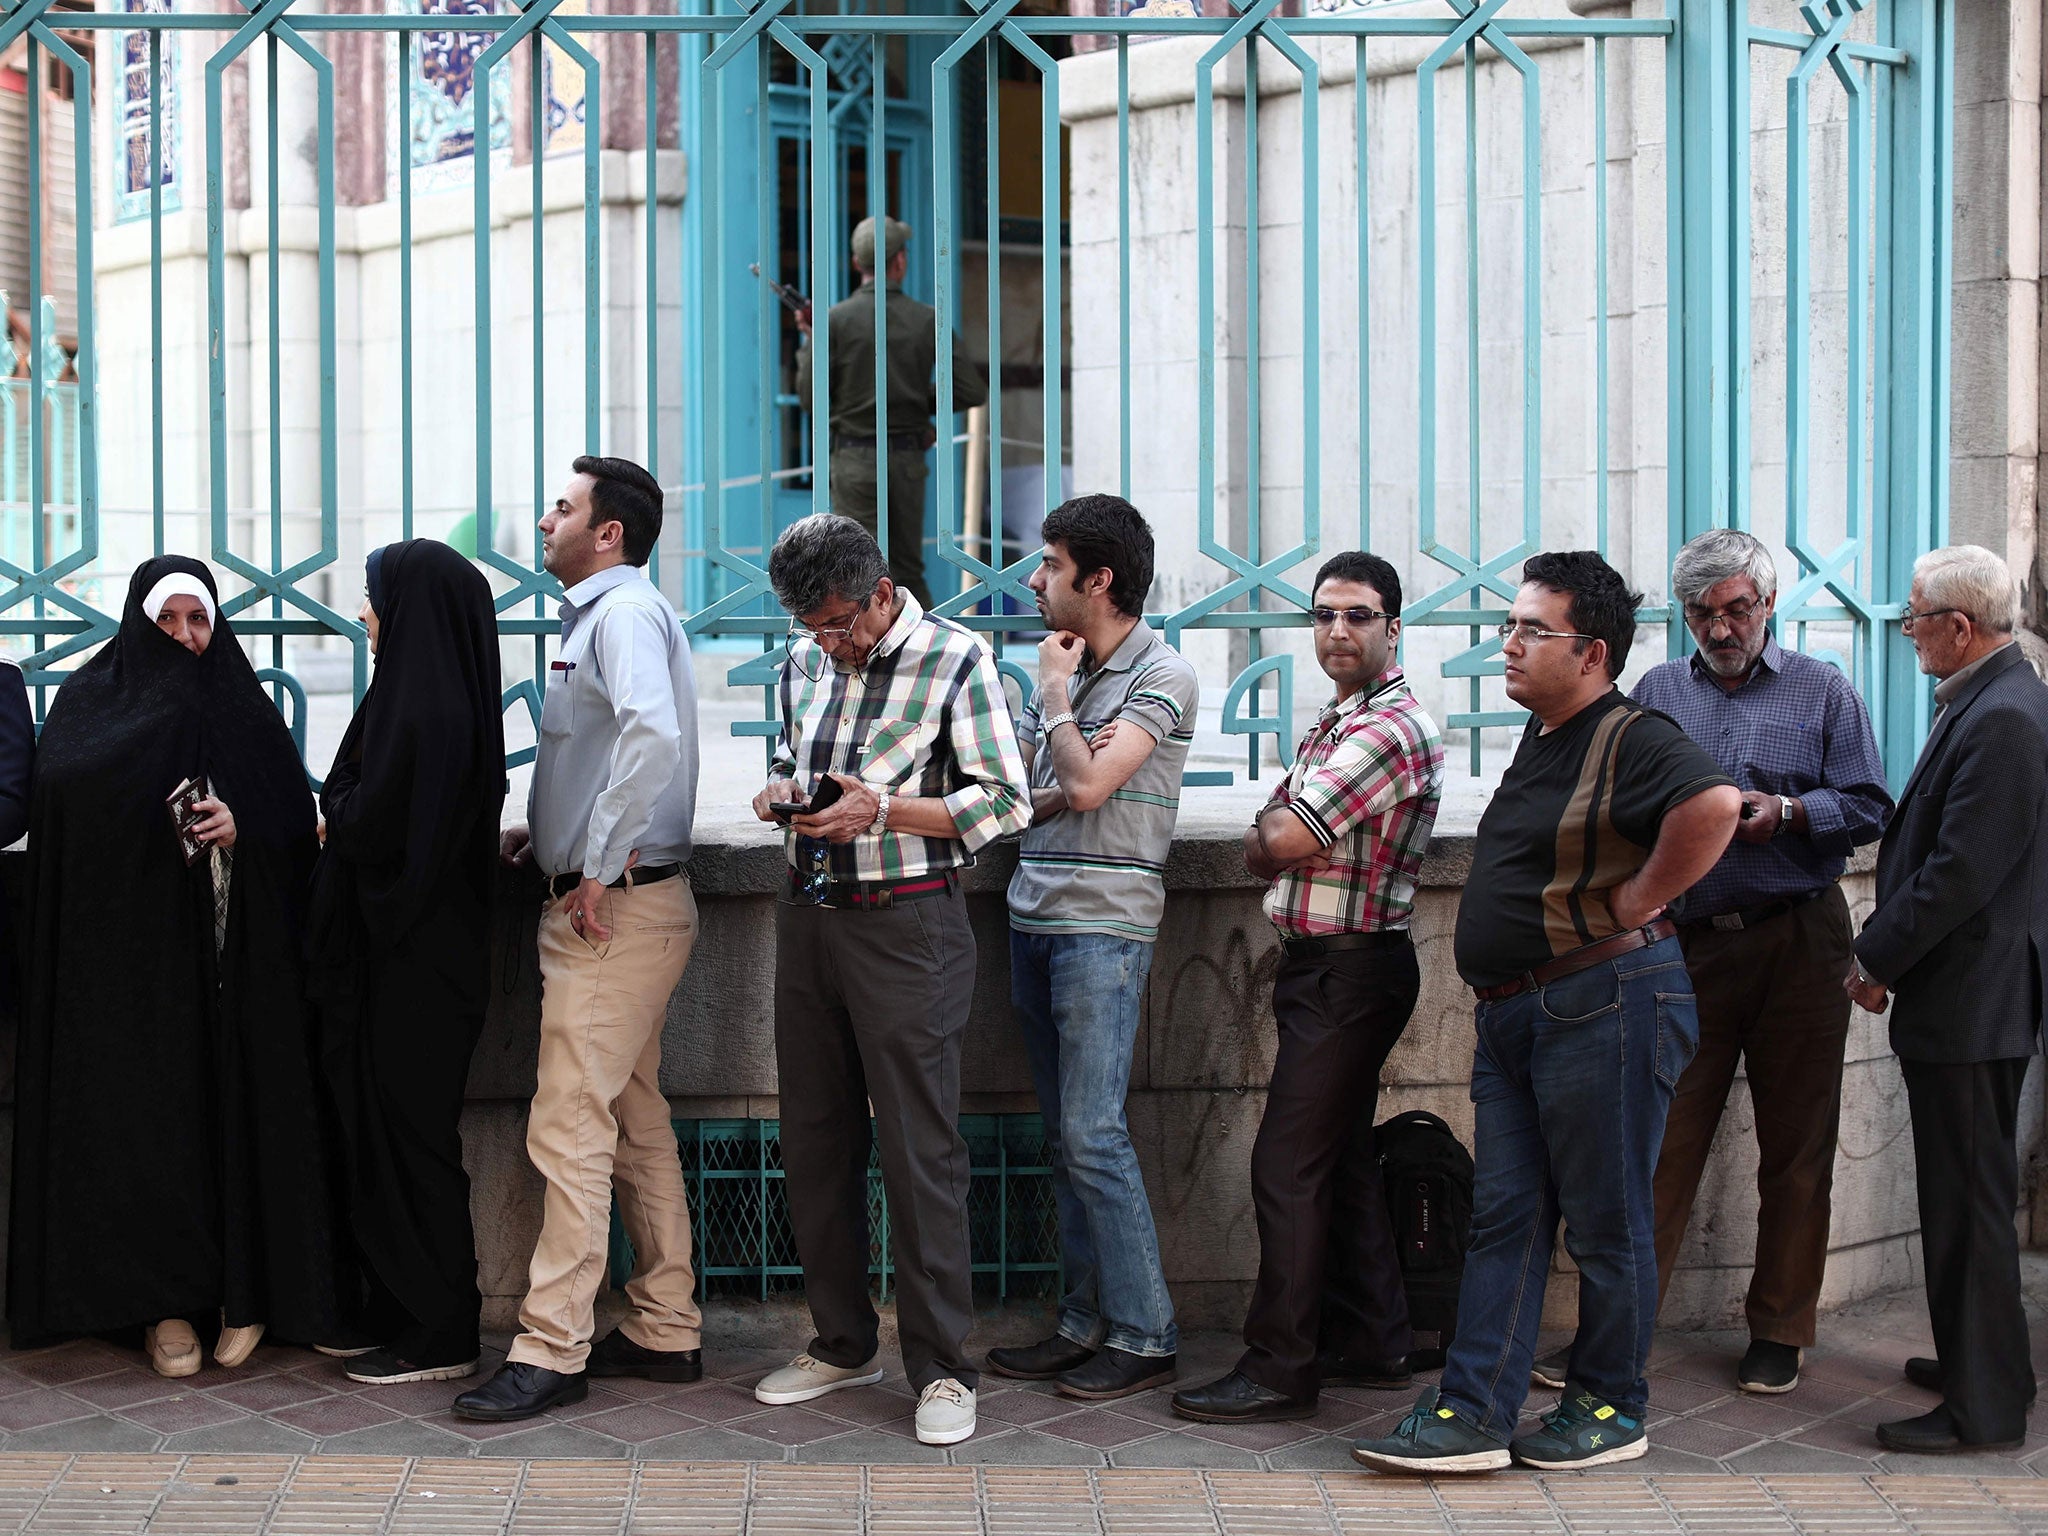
1471,918,1679,1003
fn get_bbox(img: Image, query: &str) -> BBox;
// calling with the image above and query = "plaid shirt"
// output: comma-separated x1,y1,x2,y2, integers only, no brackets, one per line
771,591,1031,882
1260,669,1445,937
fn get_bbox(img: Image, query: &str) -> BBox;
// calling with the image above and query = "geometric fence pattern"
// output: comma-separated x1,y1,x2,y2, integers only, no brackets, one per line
0,0,1952,786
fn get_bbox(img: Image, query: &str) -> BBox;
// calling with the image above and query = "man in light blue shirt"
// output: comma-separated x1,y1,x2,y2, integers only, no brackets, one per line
456,455,704,1425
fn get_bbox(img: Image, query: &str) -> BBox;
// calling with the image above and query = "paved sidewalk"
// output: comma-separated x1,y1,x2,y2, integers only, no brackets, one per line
0,1457,2046,1534
0,1274,2043,1475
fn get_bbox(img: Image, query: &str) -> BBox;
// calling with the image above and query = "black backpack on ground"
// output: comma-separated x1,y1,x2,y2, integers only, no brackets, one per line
1375,1109,1475,1371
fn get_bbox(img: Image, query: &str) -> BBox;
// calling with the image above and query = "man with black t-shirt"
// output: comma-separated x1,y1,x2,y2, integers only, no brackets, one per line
1354,551,1740,1476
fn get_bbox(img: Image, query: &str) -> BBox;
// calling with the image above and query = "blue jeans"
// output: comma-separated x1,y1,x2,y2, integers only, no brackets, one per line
1010,929,1178,1356
1439,936,1699,1441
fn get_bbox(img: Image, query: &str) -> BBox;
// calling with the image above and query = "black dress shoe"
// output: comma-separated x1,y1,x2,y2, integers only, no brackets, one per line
1170,1370,1316,1423
588,1329,702,1383
987,1335,1096,1381
1056,1347,1177,1401
1903,1356,2037,1406
1875,1404,2024,1454
452,1361,590,1422
1317,1352,1413,1390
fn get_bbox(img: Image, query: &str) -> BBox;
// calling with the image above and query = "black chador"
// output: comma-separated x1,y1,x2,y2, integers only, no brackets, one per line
308,539,504,1369
9,556,350,1346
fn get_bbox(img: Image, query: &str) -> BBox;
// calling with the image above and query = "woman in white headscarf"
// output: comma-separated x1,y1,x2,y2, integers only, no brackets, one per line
8,556,354,1377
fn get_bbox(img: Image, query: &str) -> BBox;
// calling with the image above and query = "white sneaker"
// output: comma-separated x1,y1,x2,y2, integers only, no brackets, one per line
915,1378,976,1445
144,1320,202,1379
754,1352,885,1405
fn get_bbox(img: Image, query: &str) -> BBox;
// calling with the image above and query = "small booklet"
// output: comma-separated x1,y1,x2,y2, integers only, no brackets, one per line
165,775,211,866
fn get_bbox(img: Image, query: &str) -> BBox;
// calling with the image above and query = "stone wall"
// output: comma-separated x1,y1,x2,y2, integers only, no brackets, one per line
458,832,1950,1339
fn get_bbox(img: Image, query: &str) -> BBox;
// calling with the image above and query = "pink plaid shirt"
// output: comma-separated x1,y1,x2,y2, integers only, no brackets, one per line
1260,669,1445,937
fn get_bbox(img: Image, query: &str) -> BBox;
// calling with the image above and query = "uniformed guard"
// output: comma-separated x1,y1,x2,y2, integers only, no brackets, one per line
794,215,990,608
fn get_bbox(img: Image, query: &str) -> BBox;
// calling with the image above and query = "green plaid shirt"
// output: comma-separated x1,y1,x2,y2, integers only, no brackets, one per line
772,592,1031,882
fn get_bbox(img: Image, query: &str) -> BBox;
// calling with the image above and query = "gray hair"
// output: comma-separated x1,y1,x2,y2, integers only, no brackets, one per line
1671,529,1779,606
768,513,890,617
1914,544,2020,633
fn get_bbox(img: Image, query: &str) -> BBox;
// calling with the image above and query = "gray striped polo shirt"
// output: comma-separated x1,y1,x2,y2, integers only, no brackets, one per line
1008,621,1200,942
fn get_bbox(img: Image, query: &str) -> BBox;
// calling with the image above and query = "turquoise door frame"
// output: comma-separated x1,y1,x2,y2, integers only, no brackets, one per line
680,7,947,623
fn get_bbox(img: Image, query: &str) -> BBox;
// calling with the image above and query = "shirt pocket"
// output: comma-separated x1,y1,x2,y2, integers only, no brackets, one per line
862,714,941,787
540,674,575,741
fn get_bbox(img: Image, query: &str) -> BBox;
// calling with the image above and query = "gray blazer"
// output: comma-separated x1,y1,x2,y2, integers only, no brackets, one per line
1856,641,2048,1064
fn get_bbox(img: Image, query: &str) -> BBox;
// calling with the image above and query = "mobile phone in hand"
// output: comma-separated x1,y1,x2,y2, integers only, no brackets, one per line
772,776,846,821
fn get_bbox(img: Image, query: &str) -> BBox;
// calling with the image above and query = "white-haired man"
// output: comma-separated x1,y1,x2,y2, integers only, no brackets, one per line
1848,545,2048,1453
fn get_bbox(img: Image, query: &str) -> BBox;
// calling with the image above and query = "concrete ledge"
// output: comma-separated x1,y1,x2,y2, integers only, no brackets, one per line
455,832,1906,1336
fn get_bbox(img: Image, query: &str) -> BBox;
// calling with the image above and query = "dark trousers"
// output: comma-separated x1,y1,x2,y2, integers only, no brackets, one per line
1440,937,1697,1440
1902,1055,2034,1444
1655,888,1854,1346
1237,936,1419,1400
829,446,931,609
773,886,979,1392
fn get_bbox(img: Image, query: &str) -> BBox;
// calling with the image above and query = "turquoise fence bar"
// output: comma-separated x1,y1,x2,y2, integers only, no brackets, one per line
0,0,1955,792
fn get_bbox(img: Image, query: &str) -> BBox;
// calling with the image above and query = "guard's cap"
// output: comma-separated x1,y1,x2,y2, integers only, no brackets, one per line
851,215,911,270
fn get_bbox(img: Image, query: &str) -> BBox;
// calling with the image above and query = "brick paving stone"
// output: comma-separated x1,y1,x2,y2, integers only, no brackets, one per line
0,1392,95,1436
207,1375,339,1415
634,1426,786,1461
270,1396,404,1440
117,1394,248,1435
963,1386,1073,1427
731,1408,858,1447
572,1403,703,1446
1038,1410,1160,1450
159,1418,320,1455
675,1383,777,1425
795,1431,945,1466
1694,1396,1817,1437
954,1430,1106,1466
1184,1418,1317,1454
808,1388,922,1431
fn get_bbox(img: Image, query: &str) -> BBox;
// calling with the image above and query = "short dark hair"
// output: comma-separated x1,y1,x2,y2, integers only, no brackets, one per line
573,454,663,566
1521,550,1642,678
1040,494,1155,618
1311,551,1402,617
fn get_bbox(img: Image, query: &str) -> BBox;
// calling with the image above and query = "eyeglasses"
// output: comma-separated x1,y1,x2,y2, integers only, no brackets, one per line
1496,621,1597,646
1310,606,1395,630
797,838,832,905
786,590,877,682
1899,606,1964,632
1682,598,1759,628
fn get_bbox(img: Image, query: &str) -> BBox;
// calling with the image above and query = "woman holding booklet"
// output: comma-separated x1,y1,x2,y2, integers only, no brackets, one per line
7,556,352,1376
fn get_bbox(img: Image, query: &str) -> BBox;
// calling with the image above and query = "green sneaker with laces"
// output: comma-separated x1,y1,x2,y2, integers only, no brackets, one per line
1509,1386,1648,1469
1350,1387,1511,1475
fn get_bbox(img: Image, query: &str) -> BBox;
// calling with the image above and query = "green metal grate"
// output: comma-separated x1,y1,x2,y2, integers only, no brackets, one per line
607,1114,1061,1303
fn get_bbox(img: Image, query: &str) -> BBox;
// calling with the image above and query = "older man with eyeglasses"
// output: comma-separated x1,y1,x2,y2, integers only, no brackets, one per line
748,513,1030,1447
1846,545,2048,1454
1530,530,1892,1399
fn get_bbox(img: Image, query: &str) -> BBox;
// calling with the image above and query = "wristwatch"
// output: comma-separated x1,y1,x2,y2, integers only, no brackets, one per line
1773,795,1795,837
1041,710,1078,735
870,789,892,837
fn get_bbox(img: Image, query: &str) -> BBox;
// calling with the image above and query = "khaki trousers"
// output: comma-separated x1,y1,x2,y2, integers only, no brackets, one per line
507,876,702,1373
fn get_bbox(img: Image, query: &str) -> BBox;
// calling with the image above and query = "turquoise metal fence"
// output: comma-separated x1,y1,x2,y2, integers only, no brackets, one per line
605,1115,1060,1302
0,0,1954,788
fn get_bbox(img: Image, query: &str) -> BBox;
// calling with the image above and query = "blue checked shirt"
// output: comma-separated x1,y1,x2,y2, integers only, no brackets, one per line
1632,632,1893,920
